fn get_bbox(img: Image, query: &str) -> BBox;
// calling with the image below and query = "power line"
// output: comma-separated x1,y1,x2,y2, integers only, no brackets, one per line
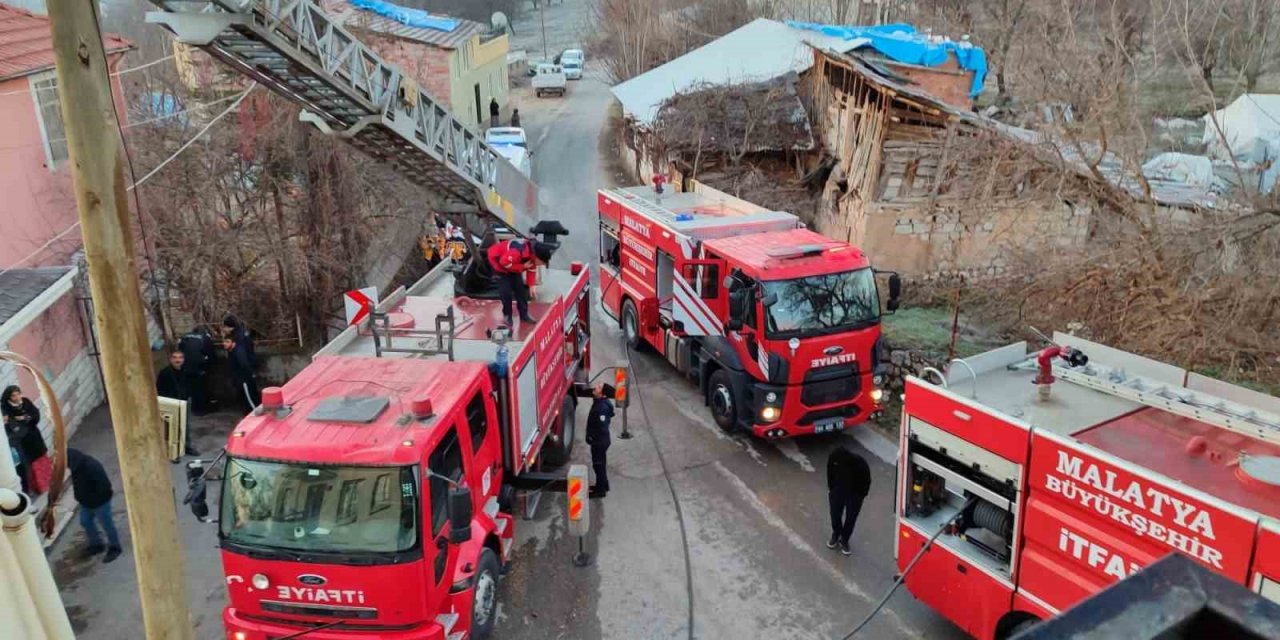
113,54,175,76
127,84,256,192
123,91,248,129
0,222,82,279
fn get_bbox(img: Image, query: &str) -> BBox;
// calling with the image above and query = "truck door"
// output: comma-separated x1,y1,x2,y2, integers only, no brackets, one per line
599,223,622,319
674,259,724,336
425,428,466,593
462,386,502,510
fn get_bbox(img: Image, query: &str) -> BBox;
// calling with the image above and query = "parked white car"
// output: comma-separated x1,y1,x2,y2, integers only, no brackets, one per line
532,63,566,97
486,127,532,178
560,48,584,80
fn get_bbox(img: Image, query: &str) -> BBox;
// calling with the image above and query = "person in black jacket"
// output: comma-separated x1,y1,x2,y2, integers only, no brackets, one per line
178,326,215,413
3,385,51,495
156,351,198,456
827,446,871,556
585,384,616,499
223,335,260,411
67,448,123,563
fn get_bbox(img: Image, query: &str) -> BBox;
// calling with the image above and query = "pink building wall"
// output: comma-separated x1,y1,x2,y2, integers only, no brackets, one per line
0,53,129,270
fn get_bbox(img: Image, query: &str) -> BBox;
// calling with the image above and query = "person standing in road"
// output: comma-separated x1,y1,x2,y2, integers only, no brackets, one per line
510,108,521,127
67,448,123,563
223,335,260,411
156,350,198,456
489,97,500,128
586,383,616,499
827,446,871,556
3,385,51,496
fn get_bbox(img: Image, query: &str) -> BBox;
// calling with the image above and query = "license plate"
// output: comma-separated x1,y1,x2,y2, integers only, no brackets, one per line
813,418,845,434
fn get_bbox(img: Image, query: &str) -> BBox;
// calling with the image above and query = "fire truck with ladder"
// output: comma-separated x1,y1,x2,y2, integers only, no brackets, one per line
895,331,1280,639
598,179,901,438
144,0,621,638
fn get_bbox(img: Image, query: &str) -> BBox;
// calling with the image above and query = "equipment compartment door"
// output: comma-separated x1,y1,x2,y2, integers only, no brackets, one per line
673,259,723,336
899,523,1013,639
1250,520,1280,605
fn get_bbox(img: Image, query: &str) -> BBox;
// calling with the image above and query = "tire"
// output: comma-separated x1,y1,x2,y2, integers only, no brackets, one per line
469,549,501,639
621,298,644,351
707,369,740,432
1004,618,1040,640
541,395,577,467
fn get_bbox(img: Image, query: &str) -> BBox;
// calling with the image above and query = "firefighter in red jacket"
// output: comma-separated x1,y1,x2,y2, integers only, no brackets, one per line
487,238,553,326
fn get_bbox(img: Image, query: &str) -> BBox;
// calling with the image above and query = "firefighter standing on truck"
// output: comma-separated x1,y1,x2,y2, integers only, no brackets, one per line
487,238,553,326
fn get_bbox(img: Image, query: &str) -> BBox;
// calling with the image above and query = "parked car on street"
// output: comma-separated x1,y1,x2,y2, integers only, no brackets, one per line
486,127,532,178
533,62,567,97
561,48,584,80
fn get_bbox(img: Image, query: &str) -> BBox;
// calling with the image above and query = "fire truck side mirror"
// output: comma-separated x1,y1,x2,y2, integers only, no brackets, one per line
889,273,902,300
760,292,778,308
183,461,212,522
447,487,473,544
722,275,737,292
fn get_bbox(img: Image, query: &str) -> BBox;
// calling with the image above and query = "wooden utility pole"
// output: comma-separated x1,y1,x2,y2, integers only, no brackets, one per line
45,1,194,638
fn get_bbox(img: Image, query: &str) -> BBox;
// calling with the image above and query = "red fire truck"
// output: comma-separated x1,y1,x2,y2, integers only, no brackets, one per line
895,332,1280,638
190,248,606,640
597,180,901,438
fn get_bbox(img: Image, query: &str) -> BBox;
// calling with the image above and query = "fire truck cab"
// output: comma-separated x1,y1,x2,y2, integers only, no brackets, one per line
896,332,1280,639
199,255,596,640
597,181,899,438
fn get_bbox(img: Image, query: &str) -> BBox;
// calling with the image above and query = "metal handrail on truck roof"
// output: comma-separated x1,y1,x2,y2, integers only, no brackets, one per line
368,305,457,360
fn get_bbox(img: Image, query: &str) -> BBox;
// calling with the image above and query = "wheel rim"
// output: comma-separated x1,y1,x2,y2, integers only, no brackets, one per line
473,571,496,627
711,385,733,420
624,308,638,343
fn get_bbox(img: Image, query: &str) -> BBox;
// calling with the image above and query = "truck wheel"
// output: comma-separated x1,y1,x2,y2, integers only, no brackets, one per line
541,395,576,467
621,299,643,351
469,548,501,639
707,369,740,432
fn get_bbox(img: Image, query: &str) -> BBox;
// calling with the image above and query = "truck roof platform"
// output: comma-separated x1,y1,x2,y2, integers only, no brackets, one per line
317,265,583,364
600,183,799,240
938,332,1280,519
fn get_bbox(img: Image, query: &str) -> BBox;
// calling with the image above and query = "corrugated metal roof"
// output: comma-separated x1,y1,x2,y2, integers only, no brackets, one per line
344,9,485,50
0,3,130,81
612,18,866,126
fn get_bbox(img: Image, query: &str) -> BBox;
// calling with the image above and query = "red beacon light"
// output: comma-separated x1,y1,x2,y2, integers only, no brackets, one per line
410,397,434,420
652,174,667,195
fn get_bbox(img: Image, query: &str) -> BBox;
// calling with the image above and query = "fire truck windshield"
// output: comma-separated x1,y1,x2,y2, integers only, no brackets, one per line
220,458,419,556
762,268,879,338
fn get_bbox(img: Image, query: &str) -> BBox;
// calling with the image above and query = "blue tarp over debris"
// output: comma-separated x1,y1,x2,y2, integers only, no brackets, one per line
351,0,459,32
787,22,987,97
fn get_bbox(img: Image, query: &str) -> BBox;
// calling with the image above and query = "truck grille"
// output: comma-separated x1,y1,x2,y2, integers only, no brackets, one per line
801,365,860,406
798,404,860,426
261,600,378,620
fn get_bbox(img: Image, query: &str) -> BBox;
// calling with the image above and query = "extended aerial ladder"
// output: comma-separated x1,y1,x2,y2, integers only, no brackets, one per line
144,0,545,243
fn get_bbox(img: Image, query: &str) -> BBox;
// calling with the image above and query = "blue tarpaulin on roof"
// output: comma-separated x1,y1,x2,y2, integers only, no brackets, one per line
351,0,459,32
787,22,987,97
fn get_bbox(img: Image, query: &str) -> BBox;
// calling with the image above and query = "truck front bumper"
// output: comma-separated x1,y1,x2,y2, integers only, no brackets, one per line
747,377,884,439
223,608,443,640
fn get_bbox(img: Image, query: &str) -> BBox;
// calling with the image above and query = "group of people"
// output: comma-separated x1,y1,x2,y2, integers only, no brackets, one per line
3,386,124,563
489,97,520,128
155,315,261,457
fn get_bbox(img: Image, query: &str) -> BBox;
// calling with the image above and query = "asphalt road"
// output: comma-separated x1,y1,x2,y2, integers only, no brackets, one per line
492,64,968,640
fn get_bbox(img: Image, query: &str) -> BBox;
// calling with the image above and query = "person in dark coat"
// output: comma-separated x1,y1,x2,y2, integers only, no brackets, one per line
827,446,871,556
510,108,521,127
3,385,50,496
223,335,260,411
222,315,256,368
156,350,198,456
178,326,215,413
67,448,123,563
489,97,500,127
585,383,616,499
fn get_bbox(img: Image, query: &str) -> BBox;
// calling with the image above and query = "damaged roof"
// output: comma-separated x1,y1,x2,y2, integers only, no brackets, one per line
612,18,865,126
654,72,815,153
0,266,72,326
816,46,1220,210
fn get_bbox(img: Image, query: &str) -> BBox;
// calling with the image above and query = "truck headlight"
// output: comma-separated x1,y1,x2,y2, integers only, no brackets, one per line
765,391,778,403
252,574,270,590
873,374,885,386
760,406,781,423
870,389,884,404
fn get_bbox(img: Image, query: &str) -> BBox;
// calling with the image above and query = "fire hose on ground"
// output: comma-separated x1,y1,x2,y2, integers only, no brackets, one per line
837,496,978,639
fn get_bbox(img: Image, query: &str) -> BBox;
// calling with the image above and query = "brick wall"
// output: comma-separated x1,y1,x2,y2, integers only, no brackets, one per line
360,33,455,106
879,56,974,111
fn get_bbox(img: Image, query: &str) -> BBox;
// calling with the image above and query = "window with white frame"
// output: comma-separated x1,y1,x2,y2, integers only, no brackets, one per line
30,72,68,168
